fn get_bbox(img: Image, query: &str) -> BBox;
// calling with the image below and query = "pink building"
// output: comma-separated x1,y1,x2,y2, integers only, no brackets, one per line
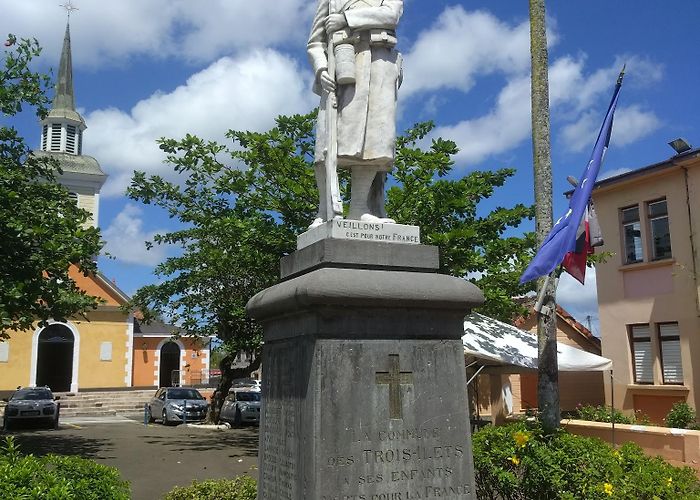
593,144,700,424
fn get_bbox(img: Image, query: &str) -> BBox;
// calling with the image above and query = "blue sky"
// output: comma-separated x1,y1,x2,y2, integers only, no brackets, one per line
4,1,700,334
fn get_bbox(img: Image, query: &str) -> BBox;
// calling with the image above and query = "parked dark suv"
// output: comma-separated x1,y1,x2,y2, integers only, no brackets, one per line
2,387,60,430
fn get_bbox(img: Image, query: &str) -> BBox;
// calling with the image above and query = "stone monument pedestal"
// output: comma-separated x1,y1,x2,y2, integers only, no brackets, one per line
247,235,483,500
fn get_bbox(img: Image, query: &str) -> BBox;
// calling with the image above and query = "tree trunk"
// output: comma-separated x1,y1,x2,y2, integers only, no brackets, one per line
529,0,560,433
206,352,262,424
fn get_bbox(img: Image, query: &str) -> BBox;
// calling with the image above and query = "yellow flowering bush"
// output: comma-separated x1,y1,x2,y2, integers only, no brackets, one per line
472,422,700,499
603,482,614,496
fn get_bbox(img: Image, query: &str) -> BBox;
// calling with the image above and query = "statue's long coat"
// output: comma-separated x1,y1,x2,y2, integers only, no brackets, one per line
308,0,403,170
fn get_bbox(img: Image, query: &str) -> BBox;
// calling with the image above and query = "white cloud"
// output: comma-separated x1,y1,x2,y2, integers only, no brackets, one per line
402,7,531,97
421,52,664,165
561,105,661,153
557,267,600,336
84,50,315,196
430,73,532,164
6,0,313,66
397,5,665,166
102,204,167,266
611,105,662,147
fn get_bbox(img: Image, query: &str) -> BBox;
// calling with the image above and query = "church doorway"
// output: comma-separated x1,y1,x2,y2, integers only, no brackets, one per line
36,324,74,392
159,342,181,387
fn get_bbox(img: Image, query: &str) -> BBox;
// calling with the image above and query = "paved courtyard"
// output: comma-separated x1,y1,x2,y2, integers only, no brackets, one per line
2,416,260,499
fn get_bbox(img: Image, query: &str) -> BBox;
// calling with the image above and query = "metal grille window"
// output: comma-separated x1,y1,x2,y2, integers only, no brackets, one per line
621,206,643,264
66,125,77,154
659,323,683,384
77,130,83,155
41,125,48,150
648,199,672,260
630,324,653,384
50,124,62,151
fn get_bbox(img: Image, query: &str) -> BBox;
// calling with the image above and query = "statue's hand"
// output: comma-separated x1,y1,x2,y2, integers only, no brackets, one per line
325,13,347,34
320,70,336,93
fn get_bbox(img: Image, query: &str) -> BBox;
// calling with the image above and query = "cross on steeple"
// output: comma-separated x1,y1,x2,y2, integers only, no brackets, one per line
375,354,413,420
60,1,79,21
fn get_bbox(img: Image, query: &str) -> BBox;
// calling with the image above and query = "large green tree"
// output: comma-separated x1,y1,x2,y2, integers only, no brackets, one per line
0,36,103,338
127,112,535,420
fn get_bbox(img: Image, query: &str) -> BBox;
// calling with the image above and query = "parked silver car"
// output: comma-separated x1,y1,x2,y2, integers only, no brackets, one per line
146,387,208,425
2,387,60,430
220,388,261,426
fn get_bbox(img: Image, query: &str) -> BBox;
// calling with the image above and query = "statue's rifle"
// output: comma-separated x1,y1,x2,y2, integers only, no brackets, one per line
323,0,343,221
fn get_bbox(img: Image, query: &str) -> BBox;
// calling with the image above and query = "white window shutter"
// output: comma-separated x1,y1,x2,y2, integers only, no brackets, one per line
633,342,653,383
660,323,683,384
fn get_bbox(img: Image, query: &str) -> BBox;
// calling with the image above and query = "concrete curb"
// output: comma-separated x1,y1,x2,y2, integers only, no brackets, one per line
184,422,231,430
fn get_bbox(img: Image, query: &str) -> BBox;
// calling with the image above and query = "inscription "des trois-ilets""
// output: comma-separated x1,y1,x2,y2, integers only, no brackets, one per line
328,444,464,469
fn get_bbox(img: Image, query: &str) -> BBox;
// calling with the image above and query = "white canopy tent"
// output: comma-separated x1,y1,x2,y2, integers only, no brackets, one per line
462,312,614,429
462,312,612,372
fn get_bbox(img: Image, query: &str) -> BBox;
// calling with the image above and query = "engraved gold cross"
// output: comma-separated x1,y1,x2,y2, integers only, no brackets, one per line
375,354,413,419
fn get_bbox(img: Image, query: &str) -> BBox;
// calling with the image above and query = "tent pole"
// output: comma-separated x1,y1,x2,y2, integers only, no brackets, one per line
467,365,486,386
610,369,616,447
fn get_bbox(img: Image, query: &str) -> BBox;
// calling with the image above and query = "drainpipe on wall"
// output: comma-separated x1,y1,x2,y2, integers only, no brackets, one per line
681,166,700,316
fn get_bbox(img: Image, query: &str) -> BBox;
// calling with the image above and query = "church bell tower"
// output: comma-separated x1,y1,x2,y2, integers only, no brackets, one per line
36,21,107,229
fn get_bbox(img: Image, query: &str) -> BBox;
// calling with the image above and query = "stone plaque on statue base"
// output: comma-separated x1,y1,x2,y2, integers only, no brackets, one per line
247,239,483,500
297,220,421,250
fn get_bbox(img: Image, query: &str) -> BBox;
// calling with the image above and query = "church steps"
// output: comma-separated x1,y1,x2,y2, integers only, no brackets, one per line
54,389,157,417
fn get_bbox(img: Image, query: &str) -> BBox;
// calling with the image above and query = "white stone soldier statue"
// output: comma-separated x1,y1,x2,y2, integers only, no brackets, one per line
308,0,403,227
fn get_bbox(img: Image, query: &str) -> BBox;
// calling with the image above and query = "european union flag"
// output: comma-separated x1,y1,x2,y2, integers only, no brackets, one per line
520,69,624,284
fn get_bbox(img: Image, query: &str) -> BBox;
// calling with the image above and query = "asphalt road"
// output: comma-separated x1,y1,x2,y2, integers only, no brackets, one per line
2,416,260,499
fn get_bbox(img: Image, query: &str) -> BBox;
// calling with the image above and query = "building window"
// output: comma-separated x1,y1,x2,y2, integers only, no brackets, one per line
629,324,653,384
621,206,643,264
659,323,683,384
68,192,78,203
648,199,672,260
41,125,48,150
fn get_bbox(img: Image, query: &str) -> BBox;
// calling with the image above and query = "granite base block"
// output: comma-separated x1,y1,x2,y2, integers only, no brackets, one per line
258,338,476,500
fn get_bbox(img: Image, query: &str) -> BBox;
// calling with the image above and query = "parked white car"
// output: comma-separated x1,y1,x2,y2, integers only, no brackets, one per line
220,388,261,426
146,387,208,425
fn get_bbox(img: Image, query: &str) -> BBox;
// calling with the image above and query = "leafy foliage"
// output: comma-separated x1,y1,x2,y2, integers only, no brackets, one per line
572,404,634,425
0,36,103,337
126,112,534,415
164,476,257,500
0,436,130,499
665,402,696,429
473,422,700,499
388,122,535,320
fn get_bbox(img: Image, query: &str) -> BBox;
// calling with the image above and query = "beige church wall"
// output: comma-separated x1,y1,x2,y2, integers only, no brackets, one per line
0,329,34,391
74,311,130,389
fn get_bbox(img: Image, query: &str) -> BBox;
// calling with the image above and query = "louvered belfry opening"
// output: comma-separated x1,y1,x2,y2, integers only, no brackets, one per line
50,124,62,151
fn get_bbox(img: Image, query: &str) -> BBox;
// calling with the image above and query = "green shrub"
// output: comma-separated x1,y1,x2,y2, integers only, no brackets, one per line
164,476,257,500
574,404,634,424
473,422,700,499
665,402,697,429
0,436,130,499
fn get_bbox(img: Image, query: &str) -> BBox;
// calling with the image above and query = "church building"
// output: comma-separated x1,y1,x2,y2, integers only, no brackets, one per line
0,23,210,394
